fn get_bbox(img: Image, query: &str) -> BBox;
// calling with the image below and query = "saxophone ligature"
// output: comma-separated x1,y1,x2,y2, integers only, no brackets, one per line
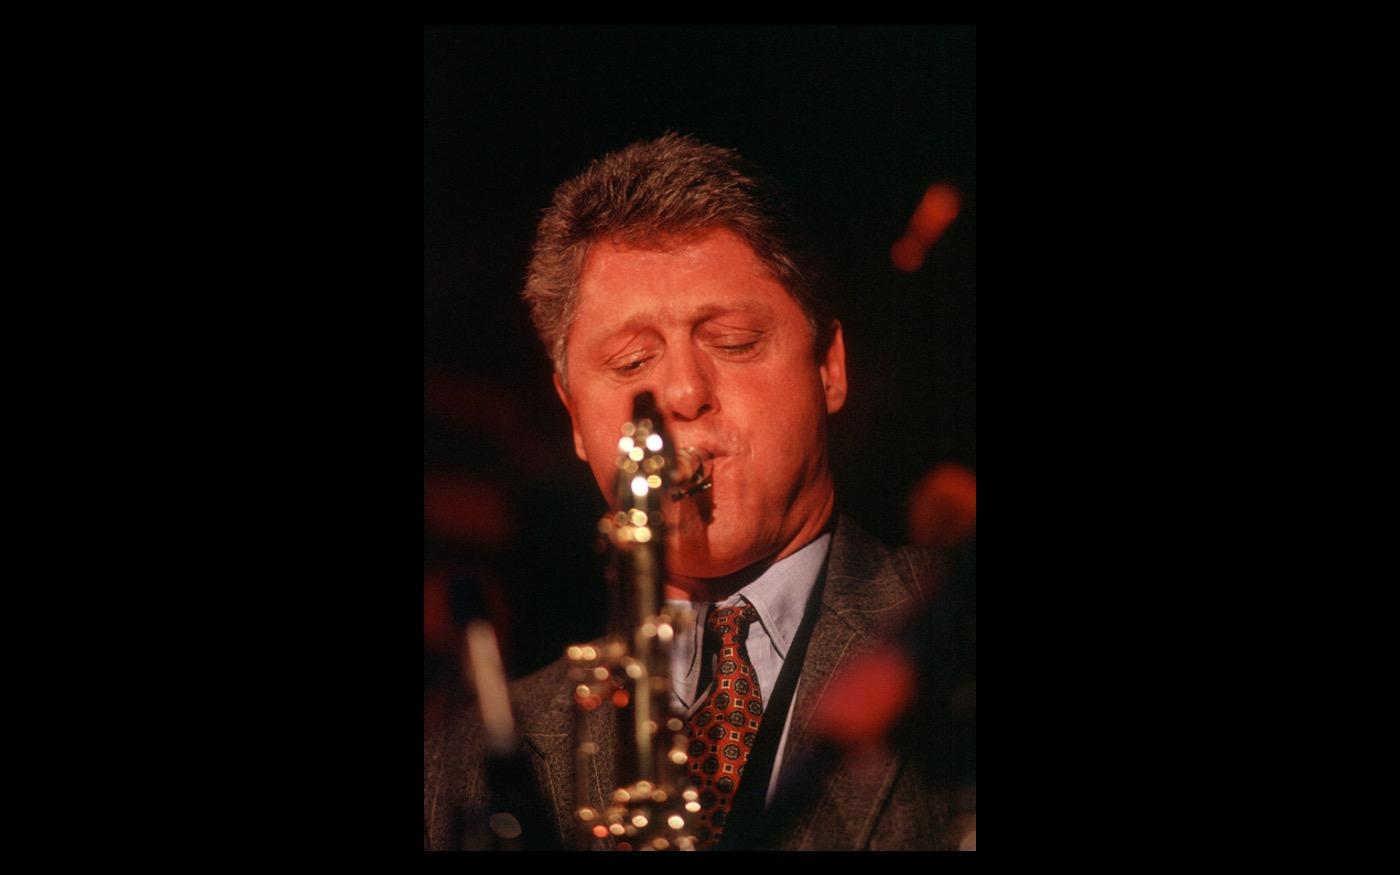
567,391,713,851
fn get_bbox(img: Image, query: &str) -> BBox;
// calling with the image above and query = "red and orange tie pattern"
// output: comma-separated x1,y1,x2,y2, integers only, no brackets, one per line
685,603,764,849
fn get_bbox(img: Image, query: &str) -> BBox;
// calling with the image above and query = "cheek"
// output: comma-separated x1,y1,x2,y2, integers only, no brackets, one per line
574,389,626,449
584,427,619,483
729,362,826,434
568,393,625,487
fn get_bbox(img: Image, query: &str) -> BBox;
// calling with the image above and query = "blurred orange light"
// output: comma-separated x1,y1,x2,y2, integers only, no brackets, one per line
811,646,917,748
612,689,630,708
910,183,961,247
423,475,513,549
891,182,961,273
907,462,977,549
890,235,925,273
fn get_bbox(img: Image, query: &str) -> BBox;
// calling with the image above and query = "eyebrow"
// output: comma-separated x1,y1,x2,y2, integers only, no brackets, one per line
595,302,776,343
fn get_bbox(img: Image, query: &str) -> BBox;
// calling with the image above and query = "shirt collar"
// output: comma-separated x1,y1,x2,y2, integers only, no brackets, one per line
712,531,832,658
666,532,832,707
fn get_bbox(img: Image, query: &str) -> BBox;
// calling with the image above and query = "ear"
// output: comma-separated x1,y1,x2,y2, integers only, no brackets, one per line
554,372,589,462
819,319,848,415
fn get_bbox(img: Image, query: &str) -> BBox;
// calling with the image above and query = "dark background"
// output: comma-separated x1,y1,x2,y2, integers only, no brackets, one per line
424,26,976,717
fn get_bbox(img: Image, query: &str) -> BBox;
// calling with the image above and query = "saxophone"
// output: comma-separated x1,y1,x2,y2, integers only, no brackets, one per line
567,391,713,851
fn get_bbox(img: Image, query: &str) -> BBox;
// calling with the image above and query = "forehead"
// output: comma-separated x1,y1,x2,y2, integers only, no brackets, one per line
572,227,803,332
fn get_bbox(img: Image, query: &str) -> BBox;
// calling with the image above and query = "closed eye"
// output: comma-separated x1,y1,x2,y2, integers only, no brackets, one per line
711,338,763,360
610,351,656,376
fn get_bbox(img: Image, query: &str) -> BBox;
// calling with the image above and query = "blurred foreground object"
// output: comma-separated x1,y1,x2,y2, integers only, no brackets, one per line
567,391,699,851
759,540,976,850
891,183,961,273
453,620,562,851
907,462,976,549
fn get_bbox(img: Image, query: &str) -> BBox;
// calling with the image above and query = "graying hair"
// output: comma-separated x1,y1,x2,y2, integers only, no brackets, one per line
522,132,832,386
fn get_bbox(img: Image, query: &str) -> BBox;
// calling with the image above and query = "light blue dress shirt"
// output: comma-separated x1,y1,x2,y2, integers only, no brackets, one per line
665,532,832,804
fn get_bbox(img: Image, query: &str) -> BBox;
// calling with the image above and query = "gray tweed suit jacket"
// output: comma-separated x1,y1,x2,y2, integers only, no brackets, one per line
424,515,955,850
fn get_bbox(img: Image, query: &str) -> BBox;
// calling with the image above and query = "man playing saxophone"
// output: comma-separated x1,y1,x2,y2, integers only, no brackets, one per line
425,132,967,851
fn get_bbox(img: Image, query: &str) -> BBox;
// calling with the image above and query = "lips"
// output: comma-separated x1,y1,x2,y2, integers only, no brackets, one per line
675,441,724,459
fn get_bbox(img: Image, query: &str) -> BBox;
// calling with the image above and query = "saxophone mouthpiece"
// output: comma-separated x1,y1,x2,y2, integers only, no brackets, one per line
671,447,713,501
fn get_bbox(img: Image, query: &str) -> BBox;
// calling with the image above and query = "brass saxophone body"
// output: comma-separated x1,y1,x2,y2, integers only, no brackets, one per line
567,391,711,851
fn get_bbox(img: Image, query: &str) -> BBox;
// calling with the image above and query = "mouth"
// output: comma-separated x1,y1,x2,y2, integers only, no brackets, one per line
670,446,716,501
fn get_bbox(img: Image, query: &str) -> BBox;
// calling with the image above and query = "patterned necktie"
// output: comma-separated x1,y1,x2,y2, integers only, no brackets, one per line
685,602,764,849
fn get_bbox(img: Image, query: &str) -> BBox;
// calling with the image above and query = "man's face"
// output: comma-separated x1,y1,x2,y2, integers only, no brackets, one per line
556,227,847,580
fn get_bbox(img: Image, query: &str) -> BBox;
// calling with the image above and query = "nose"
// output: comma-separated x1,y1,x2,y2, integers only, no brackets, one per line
656,343,716,423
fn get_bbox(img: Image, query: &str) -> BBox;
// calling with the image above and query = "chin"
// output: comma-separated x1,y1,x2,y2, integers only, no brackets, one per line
667,520,770,581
